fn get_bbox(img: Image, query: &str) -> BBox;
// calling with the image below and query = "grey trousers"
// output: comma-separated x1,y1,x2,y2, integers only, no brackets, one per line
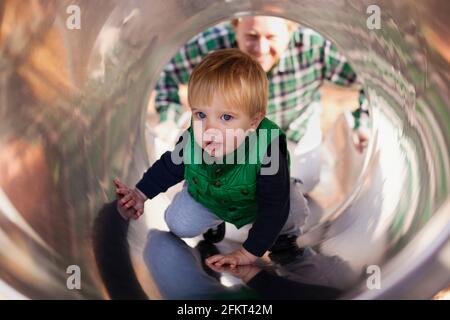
164,178,310,239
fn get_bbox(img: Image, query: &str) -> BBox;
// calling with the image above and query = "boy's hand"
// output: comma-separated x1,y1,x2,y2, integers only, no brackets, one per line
113,178,132,199
206,247,258,268
113,178,147,220
116,198,138,220
120,188,147,220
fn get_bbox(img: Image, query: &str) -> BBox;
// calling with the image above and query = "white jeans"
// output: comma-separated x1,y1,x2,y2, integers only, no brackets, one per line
287,103,323,194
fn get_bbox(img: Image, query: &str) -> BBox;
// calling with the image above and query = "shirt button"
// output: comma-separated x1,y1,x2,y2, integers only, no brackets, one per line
241,189,249,196
192,177,198,184
215,168,222,176
213,180,222,187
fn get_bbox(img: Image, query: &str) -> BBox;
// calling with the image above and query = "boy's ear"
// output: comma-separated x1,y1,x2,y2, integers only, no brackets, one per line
250,112,265,130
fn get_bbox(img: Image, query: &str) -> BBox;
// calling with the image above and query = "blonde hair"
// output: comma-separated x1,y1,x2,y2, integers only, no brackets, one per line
188,48,268,117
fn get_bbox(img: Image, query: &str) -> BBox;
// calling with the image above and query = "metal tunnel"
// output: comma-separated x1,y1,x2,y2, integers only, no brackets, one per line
0,0,449,299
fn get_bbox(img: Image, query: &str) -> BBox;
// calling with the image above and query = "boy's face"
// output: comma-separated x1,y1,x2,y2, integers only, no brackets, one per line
235,16,292,72
192,96,263,158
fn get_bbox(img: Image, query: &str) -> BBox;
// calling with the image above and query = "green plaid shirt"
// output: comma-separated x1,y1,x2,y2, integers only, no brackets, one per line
156,23,368,142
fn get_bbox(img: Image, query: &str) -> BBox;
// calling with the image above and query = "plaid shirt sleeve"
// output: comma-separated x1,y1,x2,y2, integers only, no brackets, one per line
322,40,370,129
154,41,203,123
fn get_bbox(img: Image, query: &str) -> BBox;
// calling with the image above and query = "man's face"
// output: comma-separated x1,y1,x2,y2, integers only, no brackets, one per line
235,16,292,72
192,96,261,158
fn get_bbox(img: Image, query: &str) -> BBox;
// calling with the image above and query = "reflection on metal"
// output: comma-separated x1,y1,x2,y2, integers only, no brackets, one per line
0,0,449,299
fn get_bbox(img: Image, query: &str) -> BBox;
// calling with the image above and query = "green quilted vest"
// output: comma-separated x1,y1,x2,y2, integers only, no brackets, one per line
183,118,290,228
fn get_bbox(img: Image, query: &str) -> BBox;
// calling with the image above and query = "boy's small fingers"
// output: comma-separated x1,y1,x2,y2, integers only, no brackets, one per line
113,179,122,187
206,255,223,265
133,208,145,219
208,263,221,273
215,257,228,267
121,193,132,204
116,188,128,195
115,179,130,190
221,257,237,268
124,200,134,209
125,200,136,208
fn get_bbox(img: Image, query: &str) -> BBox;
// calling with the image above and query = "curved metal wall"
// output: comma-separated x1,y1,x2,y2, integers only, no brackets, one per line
0,0,449,299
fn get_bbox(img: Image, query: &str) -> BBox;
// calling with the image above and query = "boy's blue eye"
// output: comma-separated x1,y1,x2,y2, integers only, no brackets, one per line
196,112,206,119
221,114,233,121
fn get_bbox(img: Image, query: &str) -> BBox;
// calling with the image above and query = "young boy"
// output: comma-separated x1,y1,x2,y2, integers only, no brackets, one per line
114,48,309,267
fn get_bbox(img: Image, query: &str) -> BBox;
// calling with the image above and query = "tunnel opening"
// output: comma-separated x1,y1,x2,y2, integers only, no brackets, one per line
0,0,449,299
143,15,372,221
135,14,375,299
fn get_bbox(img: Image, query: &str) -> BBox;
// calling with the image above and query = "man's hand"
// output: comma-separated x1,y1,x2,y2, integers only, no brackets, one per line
113,178,147,220
206,247,258,268
352,127,369,153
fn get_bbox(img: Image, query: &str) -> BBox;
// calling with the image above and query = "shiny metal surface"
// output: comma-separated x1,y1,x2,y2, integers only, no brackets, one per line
0,0,449,299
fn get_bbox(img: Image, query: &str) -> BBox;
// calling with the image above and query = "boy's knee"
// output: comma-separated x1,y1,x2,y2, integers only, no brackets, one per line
164,208,201,238
168,221,202,238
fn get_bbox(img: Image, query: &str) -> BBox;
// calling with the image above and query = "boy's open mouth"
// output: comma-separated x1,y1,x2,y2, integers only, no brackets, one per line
205,140,220,148
204,140,222,154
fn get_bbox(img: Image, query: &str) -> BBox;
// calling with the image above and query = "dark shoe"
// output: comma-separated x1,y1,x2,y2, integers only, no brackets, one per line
268,234,305,264
195,240,221,281
202,222,226,243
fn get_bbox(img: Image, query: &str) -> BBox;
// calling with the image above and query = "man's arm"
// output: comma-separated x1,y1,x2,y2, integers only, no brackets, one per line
322,40,370,129
155,38,205,124
154,69,184,124
351,89,370,130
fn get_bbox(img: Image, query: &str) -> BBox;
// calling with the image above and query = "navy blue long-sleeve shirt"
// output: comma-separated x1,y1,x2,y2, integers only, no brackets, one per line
136,132,290,257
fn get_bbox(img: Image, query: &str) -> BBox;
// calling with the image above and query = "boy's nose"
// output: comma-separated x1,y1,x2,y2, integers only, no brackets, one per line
203,119,217,132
